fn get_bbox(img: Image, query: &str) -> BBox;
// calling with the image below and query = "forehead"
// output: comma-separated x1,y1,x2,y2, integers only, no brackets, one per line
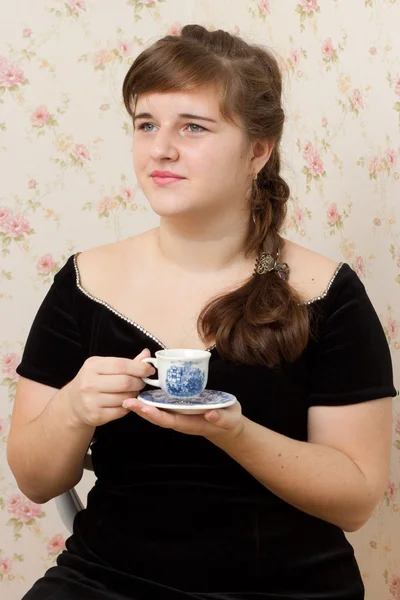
135,86,222,117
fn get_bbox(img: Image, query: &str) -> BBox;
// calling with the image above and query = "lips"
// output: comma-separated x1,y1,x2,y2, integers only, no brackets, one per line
150,170,186,186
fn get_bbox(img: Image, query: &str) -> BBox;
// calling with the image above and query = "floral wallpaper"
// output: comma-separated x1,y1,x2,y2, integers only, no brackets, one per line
0,0,399,598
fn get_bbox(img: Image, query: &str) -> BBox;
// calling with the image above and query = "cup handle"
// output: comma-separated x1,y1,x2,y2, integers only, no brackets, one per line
141,357,160,387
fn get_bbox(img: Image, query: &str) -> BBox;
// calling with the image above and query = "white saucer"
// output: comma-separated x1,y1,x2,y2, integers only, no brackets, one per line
138,389,237,415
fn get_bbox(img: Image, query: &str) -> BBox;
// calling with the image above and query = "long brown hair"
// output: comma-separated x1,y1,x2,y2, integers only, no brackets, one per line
122,24,310,368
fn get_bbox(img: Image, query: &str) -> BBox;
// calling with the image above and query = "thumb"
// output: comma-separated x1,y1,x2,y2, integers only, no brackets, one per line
133,348,151,361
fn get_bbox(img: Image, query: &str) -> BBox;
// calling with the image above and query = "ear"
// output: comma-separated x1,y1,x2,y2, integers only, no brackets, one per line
249,140,274,174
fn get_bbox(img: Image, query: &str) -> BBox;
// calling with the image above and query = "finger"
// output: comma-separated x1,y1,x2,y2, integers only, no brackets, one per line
123,399,179,428
204,404,244,437
204,410,220,423
123,399,207,433
88,352,155,378
98,391,143,408
96,374,149,394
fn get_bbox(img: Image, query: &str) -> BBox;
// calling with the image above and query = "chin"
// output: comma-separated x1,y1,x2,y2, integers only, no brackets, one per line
145,196,201,218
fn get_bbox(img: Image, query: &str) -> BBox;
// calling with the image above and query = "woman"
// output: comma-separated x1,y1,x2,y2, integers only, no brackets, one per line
8,24,396,600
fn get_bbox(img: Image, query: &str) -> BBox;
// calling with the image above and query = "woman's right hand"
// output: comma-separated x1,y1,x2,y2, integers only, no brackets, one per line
64,348,155,428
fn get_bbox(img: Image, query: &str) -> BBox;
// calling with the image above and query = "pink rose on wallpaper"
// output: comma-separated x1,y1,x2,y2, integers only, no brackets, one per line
294,207,304,225
302,140,314,161
8,493,43,522
0,557,12,574
119,185,135,202
1,353,20,380
93,49,112,68
0,206,12,232
373,217,381,226
394,76,400,97
321,37,334,58
168,23,182,36
99,103,110,111
31,105,50,127
0,418,8,435
350,88,364,111
72,144,90,163
28,178,37,188
387,318,399,339
377,158,386,173
66,0,86,12
386,149,397,167
300,0,319,13
369,46,377,55
47,533,66,554
0,57,25,87
354,256,365,278
23,28,32,38
322,117,328,127
390,575,400,599
368,156,379,175
307,151,325,176
37,253,56,275
7,495,24,516
395,419,400,435
117,40,132,57
259,0,270,15
97,196,116,214
387,481,397,501
3,212,31,237
290,49,300,67
19,499,44,521
327,203,339,224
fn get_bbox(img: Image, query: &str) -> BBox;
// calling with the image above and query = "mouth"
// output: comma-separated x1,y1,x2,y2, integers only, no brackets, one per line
151,173,186,186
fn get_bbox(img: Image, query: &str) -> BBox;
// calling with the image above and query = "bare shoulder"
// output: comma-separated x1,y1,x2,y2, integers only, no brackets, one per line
281,238,342,303
75,230,156,295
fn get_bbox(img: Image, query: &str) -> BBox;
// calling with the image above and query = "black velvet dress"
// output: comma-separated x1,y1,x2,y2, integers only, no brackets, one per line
16,254,397,600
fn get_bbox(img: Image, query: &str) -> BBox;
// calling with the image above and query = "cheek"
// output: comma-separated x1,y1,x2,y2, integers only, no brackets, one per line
132,145,146,176
196,142,239,173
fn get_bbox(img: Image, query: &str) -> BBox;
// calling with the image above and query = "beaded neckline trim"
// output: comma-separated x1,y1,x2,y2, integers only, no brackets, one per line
72,254,344,350
300,261,344,305
72,253,216,352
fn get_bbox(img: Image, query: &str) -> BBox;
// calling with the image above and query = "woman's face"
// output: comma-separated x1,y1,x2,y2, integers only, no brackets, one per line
132,85,254,222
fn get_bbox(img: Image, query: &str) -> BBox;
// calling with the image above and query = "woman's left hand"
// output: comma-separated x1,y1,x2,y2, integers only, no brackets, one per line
122,397,245,442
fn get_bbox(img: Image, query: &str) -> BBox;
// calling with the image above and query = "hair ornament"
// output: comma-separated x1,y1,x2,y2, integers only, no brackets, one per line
254,248,290,281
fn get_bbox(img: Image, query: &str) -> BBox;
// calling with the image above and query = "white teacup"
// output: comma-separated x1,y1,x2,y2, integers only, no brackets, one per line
141,349,211,399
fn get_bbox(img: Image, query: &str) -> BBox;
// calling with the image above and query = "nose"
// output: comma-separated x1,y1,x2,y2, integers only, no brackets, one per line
149,129,179,162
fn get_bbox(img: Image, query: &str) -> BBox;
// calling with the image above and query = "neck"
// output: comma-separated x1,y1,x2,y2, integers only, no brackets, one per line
153,213,256,277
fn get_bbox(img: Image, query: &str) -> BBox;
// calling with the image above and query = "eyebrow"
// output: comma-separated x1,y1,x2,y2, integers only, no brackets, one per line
133,112,218,124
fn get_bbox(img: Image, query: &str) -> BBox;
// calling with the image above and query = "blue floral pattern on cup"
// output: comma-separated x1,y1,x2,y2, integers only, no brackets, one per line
165,362,206,397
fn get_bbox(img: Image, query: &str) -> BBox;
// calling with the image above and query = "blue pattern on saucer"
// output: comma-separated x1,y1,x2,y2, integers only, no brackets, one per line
139,388,235,407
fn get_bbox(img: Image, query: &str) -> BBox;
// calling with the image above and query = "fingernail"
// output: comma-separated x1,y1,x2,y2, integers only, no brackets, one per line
149,367,156,375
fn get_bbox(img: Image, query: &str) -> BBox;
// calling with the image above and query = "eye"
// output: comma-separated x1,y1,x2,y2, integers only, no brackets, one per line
136,122,156,132
186,123,206,133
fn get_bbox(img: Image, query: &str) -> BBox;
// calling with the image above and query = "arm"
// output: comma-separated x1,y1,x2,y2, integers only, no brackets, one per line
208,396,392,532
7,377,95,505
8,352,155,504
124,395,392,532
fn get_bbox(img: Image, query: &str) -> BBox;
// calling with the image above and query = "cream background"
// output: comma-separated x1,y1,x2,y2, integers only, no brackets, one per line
0,0,399,598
